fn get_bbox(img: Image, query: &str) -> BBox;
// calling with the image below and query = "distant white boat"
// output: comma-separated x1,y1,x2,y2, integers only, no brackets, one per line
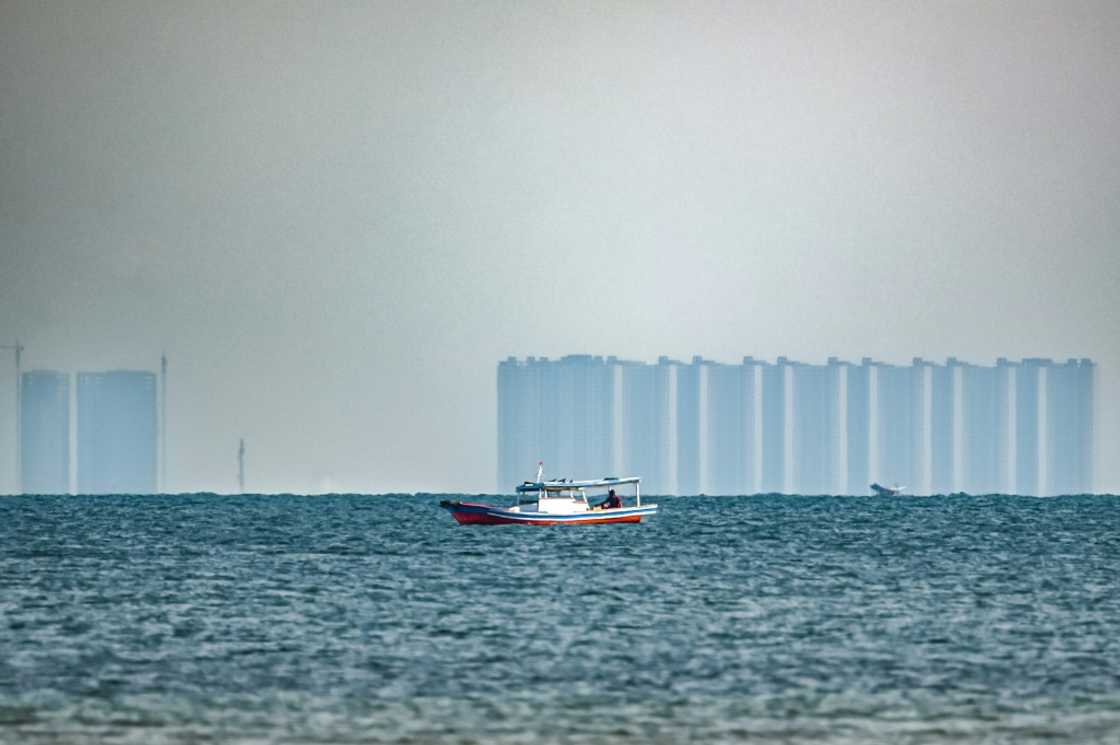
870,482,905,497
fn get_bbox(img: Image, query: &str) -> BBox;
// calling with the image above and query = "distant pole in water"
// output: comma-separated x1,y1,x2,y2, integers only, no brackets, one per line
238,438,245,493
160,353,167,493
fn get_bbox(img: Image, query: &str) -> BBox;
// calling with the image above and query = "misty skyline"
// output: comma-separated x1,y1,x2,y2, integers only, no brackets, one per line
2,1,1118,494
498,354,1094,496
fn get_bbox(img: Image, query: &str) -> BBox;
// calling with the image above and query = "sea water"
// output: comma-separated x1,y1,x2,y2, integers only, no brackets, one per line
1,494,1118,744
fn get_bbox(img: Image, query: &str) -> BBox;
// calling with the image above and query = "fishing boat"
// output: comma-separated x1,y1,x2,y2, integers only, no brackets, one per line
441,465,656,526
870,482,905,496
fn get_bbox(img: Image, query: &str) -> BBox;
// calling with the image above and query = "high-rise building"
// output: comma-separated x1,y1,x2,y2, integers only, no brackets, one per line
846,359,873,495
705,360,744,495
925,360,955,495
654,357,679,495
20,370,70,494
1013,359,1047,497
1045,358,1094,495
496,355,1094,496
740,357,763,494
759,359,787,493
958,362,1003,494
1077,358,1095,493
497,357,538,490
496,355,615,490
77,371,157,494
564,355,613,480
994,358,1018,494
676,358,702,495
873,361,923,493
790,360,843,494
619,360,658,492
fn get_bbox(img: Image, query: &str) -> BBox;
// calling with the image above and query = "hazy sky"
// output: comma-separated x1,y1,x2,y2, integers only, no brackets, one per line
2,0,1118,494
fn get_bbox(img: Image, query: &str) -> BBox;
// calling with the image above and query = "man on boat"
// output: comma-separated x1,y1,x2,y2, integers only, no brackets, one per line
595,488,622,510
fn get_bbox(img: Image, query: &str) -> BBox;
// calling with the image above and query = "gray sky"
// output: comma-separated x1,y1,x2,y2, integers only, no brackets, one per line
2,0,1118,494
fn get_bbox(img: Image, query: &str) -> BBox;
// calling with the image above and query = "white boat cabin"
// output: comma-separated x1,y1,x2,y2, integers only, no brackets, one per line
512,476,641,514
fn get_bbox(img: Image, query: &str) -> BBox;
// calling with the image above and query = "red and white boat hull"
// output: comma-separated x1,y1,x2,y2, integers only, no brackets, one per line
440,500,656,526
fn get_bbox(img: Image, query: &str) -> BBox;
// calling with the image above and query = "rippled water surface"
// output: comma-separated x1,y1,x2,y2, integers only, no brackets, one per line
2,494,1119,744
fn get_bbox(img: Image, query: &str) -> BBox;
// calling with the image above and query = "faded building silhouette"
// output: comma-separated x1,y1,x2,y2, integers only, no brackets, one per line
845,359,873,496
759,359,787,494
20,370,70,494
1046,359,1095,496
704,359,745,497
77,371,157,494
498,355,1095,496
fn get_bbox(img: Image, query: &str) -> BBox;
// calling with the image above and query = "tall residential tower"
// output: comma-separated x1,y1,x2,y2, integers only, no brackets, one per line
77,371,158,494
20,370,70,494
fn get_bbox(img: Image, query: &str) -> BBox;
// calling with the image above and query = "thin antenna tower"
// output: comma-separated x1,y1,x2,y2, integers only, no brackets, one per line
160,353,167,493
238,438,245,493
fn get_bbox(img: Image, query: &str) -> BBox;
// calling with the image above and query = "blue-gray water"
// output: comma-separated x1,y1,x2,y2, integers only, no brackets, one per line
2,495,1118,744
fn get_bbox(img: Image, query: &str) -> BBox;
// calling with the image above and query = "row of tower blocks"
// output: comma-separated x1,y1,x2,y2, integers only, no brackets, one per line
20,370,158,494
498,355,1095,496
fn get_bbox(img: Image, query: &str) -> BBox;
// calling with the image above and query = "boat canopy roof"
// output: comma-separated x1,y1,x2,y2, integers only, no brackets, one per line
516,476,640,493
